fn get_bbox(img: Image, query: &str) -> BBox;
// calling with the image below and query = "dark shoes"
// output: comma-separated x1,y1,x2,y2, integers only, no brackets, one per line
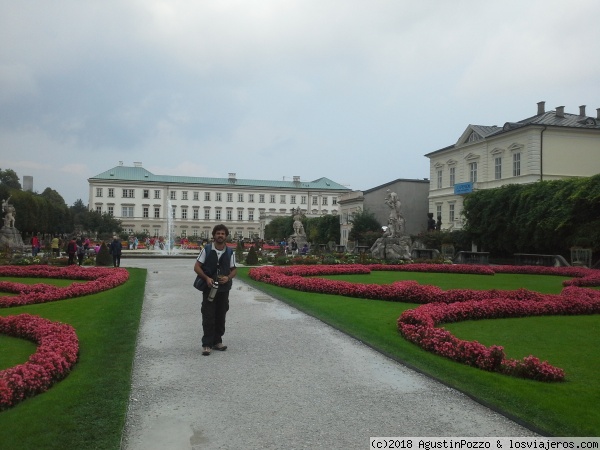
202,347,211,356
212,344,227,351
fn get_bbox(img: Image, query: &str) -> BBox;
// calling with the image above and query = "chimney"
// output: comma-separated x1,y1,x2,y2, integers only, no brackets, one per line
228,172,237,183
293,176,300,183
579,105,586,116
134,161,142,167
555,106,565,118
597,108,600,120
537,101,545,115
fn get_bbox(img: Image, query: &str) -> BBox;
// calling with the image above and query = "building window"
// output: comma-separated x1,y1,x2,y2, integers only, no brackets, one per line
248,210,254,221
237,210,243,221
238,193,244,202
259,194,265,203
280,195,286,204
249,194,254,203
216,192,222,202
142,228,149,235
332,198,337,205
449,167,455,187
193,209,199,220
154,207,160,218
122,206,134,217
270,195,276,203
171,207,176,218
216,209,221,220
96,206,102,214
495,157,502,180
123,189,134,198
513,153,521,176
182,191,188,200
301,196,307,204
193,229,198,237
170,191,177,200
205,192,211,201
204,209,210,220
436,205,442,222
96,188,103,197
108,188,114,198
449,204,455,222
226,210,232,221
182,208,188,219
143,189,149,199
154,190,161,199
469,162,478,183
312,197,318,205
193,191,199,201
108,206,114,216
181,230,187,238
322,197,328,205
143,207,149,218
290,195,296,204
227,193,233,202
437,170,443,189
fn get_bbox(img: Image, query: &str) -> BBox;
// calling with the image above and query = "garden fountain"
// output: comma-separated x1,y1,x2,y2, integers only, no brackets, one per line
160,200,179,256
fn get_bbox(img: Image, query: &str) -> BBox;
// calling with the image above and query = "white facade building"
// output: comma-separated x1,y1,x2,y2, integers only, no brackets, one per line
425,102,600,230
88,163,350,240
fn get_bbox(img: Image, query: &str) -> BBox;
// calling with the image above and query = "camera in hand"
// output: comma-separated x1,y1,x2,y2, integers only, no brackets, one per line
207,279,219,301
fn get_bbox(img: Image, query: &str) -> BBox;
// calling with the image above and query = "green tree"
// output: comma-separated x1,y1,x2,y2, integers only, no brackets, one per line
264,216,294,241
305,215,340,245
347,209,381,244
0,168,22,190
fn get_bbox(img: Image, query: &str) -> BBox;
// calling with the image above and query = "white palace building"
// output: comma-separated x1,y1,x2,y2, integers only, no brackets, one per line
88,163,351,240
425,101,600,230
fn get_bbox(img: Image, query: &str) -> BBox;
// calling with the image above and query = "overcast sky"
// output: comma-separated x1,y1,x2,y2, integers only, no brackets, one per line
1,0,599,206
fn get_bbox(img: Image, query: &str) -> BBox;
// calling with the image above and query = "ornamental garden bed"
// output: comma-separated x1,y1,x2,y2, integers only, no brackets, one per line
249,264,600,382
0,265,130,410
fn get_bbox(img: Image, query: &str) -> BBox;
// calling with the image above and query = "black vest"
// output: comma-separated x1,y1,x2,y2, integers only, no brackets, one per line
202,244,233,292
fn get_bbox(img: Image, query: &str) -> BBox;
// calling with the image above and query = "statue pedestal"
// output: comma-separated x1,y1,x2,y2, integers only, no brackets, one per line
0,226,25,252
288,234,308,252
369,236,412,261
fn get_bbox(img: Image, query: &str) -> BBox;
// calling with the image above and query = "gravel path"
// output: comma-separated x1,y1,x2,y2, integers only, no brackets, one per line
120,258,536,450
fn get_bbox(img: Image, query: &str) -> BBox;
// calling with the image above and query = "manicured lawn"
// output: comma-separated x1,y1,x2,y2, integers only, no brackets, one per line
0,268,146,450
238,267,600,436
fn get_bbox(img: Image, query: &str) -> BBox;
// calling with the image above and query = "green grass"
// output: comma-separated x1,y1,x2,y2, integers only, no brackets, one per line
238,268,600,436
0,268,146,450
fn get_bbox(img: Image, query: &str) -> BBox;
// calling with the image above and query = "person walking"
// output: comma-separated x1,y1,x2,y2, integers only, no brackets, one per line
51,235,60,257
193,224,237,356
109,235,122,267
66,237,77,265
76,239,85,266
31,235,40,256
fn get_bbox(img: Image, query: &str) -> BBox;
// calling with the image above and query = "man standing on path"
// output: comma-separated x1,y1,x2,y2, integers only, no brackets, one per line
109,235,122,267
194,224,237,356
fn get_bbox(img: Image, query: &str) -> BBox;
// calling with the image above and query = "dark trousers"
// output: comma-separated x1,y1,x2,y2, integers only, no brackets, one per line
112,254,121,267
68,253,76,265
201,290,230,347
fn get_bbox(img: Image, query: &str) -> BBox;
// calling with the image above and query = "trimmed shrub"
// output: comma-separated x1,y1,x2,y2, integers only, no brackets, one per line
95,242,112,266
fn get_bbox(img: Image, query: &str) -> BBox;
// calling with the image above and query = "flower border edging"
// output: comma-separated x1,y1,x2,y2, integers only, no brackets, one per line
0,314,79,410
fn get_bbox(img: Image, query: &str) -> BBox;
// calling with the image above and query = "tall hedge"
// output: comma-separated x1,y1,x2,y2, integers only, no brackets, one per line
462,174,600,255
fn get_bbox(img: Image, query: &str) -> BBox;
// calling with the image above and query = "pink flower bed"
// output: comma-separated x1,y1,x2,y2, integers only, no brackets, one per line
0,265,129,307
0,265,130,409
0,314,79,410
249,264,600,381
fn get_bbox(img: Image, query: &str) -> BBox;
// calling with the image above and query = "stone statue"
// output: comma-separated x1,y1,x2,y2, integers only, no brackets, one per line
292,208,306,237
427,213,436,232
369,189,411,261
384,190,404,237
2,196,15,229
0,195,24,251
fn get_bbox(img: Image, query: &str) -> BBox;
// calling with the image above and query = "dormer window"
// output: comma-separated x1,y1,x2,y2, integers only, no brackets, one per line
467,131,481,143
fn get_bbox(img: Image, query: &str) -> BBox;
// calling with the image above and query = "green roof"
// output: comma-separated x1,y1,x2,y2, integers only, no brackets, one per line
89,166,351,191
